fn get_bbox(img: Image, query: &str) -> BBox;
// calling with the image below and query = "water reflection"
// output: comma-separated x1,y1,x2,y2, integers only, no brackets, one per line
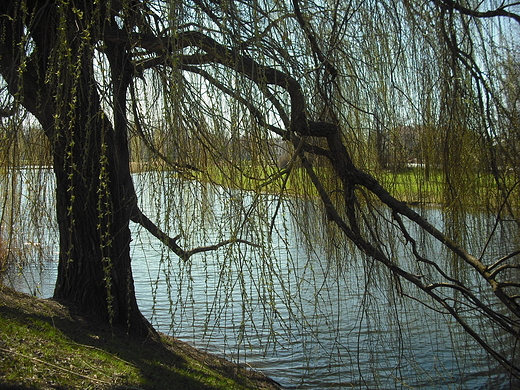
4,169,519,389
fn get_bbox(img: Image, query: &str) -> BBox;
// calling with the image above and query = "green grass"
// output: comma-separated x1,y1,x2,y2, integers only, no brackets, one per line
194,163,450,203
375,169,445,204
192,162,519,210
193,163,330,199
0,286,279,389
376,167,520,208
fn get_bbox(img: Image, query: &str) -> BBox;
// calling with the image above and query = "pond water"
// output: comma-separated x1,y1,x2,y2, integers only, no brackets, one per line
3,168,519,389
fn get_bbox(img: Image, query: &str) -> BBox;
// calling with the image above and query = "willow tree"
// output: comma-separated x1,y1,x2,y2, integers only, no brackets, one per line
0,0,519,384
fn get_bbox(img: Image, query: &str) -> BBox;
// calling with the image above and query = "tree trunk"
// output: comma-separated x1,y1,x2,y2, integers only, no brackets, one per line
51,99,150,335
0,0,153,336
51,38,152,337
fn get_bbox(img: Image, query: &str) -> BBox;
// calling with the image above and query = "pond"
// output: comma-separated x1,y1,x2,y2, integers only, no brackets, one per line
3,168,519,389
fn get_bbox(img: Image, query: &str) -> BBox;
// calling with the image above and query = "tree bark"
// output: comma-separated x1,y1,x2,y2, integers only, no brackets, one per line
0,0,153,336
51,87,150,335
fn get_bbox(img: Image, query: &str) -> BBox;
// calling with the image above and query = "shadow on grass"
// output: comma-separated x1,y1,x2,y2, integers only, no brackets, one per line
0,287,280,390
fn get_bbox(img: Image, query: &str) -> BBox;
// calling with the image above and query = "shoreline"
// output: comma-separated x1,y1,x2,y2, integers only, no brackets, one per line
0,285,281,390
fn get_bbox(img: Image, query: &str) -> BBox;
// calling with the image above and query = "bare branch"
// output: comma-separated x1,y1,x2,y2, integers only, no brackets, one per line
131,206,188,260
131,206,261,261
185,239,262,259
436,0,520,24
488,250,520,272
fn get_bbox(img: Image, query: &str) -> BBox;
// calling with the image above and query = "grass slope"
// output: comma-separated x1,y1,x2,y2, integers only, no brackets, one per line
0,286,280,390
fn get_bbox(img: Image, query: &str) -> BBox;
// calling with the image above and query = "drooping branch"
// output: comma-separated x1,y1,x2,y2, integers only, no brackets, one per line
181,64,331,157
292,0,338,80
108,21,520,307
296,138,520,376
103,26,337,138
103,18,520,375
128,81,201,175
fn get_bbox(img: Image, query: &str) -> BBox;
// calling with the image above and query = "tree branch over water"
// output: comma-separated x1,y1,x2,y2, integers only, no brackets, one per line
2,0,519,384
436,0,520,25
131,206,260,261
102,16,520,376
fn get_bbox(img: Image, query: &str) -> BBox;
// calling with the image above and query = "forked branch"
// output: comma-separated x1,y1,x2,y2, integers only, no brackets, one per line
131,206,260,261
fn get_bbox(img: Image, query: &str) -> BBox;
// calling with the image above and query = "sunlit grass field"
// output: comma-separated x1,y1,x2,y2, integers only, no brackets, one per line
182,161,519,210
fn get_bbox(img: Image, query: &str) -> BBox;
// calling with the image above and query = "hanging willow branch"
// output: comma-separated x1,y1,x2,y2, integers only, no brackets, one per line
8,0,511,375
103,16,520,377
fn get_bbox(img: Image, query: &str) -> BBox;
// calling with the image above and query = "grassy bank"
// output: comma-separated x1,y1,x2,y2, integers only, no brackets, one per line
0,286,280,390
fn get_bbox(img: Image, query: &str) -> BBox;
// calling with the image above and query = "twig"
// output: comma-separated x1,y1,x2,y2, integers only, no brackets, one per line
185,239,261,258
488,250,520,272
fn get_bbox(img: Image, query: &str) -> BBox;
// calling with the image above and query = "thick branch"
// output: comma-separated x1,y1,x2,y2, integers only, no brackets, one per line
103,26,339,138
131,207,188,260
353,169,520,318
